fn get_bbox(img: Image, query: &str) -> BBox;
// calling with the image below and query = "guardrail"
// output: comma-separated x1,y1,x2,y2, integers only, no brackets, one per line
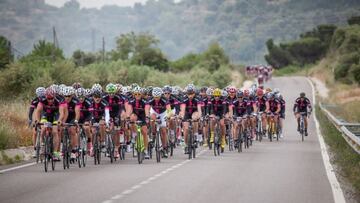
319,103,360,154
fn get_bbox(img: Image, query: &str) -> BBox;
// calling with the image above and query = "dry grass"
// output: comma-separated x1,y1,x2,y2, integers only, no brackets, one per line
0,101,32,149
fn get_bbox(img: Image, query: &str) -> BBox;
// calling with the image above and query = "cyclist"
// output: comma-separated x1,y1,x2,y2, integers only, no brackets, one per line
180,84,202,154
59,86,79,160
256,88,268,136
74,88,93,155
163,86,180,148
147,87,172,158
293,92,312,136
230,90,249,148
103,83,128,159
266,92,281,139
88,84,110,156
277,93,286,138
34,88,61,161
207,88,228,152
126,86,151,159
29,87,46,157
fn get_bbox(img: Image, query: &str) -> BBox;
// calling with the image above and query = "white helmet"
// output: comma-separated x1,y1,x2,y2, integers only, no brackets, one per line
133,86,142,94
84,88,93,97
62,86,73,96
35,87,46,97
76,88,86,97
152,87,163,97
92,83,102,93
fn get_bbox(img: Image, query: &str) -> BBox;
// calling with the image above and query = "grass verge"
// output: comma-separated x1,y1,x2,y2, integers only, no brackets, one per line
316,105,360,198
274,65,312,77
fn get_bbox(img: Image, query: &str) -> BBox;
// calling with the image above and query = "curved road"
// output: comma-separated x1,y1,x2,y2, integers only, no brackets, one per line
0,77,335,203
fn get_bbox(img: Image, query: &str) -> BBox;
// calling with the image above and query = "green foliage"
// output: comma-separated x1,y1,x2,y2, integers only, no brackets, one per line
0,35,13,69
200,42,229,72
113,32,168,71
2,0,360,64
170,53,200,72
265,39,293,68
20,40,64,63
286,37,326,65
350,64,360,83
72,49,99,66
316,105,360,194
334,52,360,82
347,16,360,25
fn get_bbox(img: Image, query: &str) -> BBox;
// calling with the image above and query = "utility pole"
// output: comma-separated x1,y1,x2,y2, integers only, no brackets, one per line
102,37,105,62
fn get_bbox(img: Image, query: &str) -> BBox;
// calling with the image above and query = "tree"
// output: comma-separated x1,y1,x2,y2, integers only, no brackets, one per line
347,16,360,25
0,35,13,69
201,42,229,72
22,40,64,63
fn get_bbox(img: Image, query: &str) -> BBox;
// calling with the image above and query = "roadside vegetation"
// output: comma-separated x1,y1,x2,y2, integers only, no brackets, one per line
316,105,360,199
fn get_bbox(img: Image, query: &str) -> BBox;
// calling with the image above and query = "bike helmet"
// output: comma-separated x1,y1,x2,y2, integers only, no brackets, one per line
300,92,306,97
45,87,55,98
105,83,117,94
163,85,172,94
186,83,195,94
171,88,179,96
152,87,163,97
76,88,86,97
237,90,244,98
273,88,280,94
244,89,250,97
227,86,237,94
222,90,228,97
84,88,93,97
256,88,264,96
133,86,142,94
35,87,46,97
92,83,102,93
213,88,222,97
206,87,214,96
72,82,82,90
63,86,73,97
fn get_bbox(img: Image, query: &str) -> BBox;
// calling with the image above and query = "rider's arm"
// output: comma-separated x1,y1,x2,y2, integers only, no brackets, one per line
197,104,202,116
125,104,133,118
265,101,270,113
28,106,35,121
180,104,185,118
35,102,43,122
166,104,172,117
75,104,81,121
105,107,110,125
59,103,68,123
275,103,281,114
145,104,150,118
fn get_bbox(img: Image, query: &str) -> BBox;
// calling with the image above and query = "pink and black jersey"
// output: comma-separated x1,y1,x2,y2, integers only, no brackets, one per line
89,99,109,122
148,98,168,114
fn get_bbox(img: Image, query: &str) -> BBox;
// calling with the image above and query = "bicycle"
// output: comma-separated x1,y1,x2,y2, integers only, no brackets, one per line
256,112,264,142
167,115,180,157
243,115,253,149
234,116,244,153
61,123,76,170
105,127,115,164
211,116,221,156
299,112,308,142
225,118,234,151
267,113,277,142
114,124,126,161
150,117,163,163
183,118,198,159
77,124,88,168
92,122,102,165
128,120,146,164
37,122,56,172
34,123,42,164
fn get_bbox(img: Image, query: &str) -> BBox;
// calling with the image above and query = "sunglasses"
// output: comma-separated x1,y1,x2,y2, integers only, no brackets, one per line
93,96,101,99
134,93,141,96
65,95,71,98
164,92,170,95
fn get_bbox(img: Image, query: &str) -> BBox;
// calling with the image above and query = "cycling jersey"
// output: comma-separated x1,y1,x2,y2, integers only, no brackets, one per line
279,98,286,119
89,99,110,123
256,96,267,112
102,94,127,118
167,95,180,114
207,98,227,118
62,97,79,123
293,97,311,113
148,97,168,114
76,98,92,123
128,98,149,122
181,97,202,120
232,99,250,117
226,96,236,113
28,97,44,121
268,98,280,113
38,97,61,123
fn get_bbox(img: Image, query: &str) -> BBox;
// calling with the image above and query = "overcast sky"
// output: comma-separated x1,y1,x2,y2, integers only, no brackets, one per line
45,0,179,8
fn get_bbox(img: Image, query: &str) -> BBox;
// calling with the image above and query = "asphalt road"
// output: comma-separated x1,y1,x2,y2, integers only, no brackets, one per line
0,77,334,203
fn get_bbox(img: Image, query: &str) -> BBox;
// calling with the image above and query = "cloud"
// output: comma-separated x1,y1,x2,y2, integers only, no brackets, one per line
45,0,149,8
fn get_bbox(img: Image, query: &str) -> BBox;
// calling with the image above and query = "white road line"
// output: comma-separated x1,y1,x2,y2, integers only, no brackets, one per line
307,78,346,203
102,149,205,203
0,162,36,174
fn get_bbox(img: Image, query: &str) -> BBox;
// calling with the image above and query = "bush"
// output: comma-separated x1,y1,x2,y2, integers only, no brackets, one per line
350,64,360,84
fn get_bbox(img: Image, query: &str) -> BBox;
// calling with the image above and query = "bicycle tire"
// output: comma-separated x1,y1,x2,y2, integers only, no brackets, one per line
137,150,143,164
50,135,55,171
62,132,68,170
36,129,41,164
108,135,114,163
93,133,98,165
44,135,49,172
156,132,161,163
170,144,174,157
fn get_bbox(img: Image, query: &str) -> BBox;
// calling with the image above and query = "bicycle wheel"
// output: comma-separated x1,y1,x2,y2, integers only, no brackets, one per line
108,135,114,163
301,120,304,142
62,133,68,170
44,136,49,172
50,135,55,171
36,130,41,164
93,133,98,165
156,132,161,163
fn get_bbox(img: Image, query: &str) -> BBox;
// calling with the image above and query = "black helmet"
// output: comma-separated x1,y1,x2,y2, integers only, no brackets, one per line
300,92,306,98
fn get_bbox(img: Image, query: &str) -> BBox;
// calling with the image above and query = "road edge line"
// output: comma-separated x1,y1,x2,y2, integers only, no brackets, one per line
307,77,345,203
0,162,36,174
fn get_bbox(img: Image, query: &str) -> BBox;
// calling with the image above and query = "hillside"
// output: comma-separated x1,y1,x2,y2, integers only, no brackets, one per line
0,0,359,63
